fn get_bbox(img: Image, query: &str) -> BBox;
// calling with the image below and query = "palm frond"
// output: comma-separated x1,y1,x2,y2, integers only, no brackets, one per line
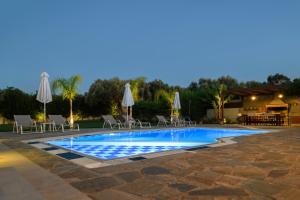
52,75,82,100
70,75,82,91
52,78,68,94
154,89,174,104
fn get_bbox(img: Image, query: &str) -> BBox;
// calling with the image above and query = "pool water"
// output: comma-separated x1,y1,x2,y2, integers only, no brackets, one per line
47,128,268,160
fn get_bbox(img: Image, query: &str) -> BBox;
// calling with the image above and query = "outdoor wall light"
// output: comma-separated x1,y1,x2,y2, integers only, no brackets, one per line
278,94,284,99
251,96,257,101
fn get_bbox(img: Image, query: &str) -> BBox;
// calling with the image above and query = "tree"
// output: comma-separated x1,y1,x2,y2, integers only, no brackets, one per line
217,75,238,89
286,78,300,96
154,89,174,116
188,81,198,90
86,78,125,116
239,80,266,88
147,79,170,101
267,73,290,86
130,77,146,101
0,87,38,119
199,81,232,124
211,83,232,124
52,75,82,127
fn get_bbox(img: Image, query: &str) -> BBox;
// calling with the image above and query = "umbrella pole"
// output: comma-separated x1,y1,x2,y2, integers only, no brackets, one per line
44,103,46,122
127,107,130,128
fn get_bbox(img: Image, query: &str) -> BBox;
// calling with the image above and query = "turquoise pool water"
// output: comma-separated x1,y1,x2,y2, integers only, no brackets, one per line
47,128,268,160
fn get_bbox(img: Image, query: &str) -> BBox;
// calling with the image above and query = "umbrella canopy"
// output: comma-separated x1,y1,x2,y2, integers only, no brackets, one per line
122,83,134,107
122,83,134,124
36,72,52,121
173,92,181,110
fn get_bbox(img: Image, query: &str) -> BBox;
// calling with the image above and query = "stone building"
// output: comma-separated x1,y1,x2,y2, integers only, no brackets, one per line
207,86,300,125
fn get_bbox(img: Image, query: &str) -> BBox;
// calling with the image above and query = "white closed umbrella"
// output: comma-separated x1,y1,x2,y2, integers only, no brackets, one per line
122,83,134,124
36,72,52,122
173,92,181,110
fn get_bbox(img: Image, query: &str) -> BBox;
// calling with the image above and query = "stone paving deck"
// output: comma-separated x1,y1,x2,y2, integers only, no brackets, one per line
0,126,299,199
0,142,91,200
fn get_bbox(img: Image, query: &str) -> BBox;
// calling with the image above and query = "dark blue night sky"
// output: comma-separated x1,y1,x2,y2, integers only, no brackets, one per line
1,0,300,93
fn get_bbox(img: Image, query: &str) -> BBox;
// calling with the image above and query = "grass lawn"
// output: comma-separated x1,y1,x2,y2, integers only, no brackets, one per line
76,119,103,129
0,124,13,132
0,120,104,132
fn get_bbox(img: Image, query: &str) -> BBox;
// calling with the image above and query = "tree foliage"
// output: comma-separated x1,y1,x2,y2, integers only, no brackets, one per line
52,75,82,125
267,73,290,86
1,74,300,124
0,87,38,119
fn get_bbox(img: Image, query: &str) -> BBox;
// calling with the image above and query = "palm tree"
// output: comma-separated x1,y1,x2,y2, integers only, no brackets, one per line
211,83,231,124
131,76,146,101
52,75,82,127
155,89,175,116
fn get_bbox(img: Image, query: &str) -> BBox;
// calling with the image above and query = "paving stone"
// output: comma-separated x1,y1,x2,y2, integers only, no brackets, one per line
242,180,282,196
58,166,99,180
30,143,51,149
251,162,276,169
70,157,98,166
210,165,232,174
71,176,120,193
116,171,141,183
85,162,111,168
186,170,222,185
169,183,197,192
232,166,266,179
90,189,145,200
245,195,274,200
216,175,247,186
117,179,164,196
267,169,289,178
261,153,285,160
181,195,214,200
141,166,170,175
276,176,300,187
47,149,68,155
189,186,248,196
0,167,43,200
275,188,300,200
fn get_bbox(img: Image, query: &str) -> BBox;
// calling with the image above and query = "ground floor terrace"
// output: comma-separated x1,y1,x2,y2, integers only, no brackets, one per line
0,126,299,200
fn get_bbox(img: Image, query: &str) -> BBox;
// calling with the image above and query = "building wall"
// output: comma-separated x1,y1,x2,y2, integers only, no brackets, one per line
242,95,274,114
206,108,241,122
288,97,300,116
206,96,300,124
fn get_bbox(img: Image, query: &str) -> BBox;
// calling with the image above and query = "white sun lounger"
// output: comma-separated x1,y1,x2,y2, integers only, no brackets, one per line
122,115,151,128
102,115,124,129
13,115,41,134
156,115,171,127
49,115,79,132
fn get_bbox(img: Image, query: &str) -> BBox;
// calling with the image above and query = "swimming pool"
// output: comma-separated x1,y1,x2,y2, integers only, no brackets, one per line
47,128,268,160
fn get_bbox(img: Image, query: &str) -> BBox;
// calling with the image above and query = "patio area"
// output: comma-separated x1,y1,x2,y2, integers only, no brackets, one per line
0,126,299,200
